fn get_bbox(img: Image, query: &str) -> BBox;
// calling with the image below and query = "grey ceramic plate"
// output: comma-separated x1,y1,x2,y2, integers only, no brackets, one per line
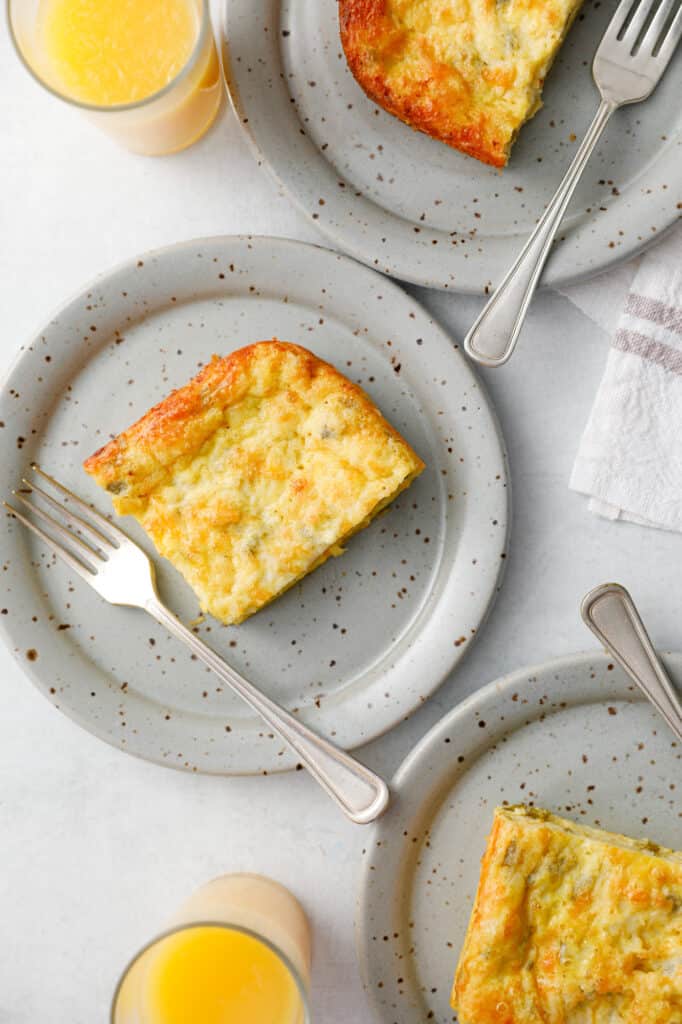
0,236,509,776
356,651,682,1022
222,0,681,294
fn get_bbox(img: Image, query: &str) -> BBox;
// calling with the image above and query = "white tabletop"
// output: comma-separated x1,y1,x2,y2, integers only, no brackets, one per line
2,17,682,1024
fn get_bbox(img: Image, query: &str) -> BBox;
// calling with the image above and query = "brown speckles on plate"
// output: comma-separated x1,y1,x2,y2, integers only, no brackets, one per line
0,236,508,776
226,0,680,293
357,651,682,1024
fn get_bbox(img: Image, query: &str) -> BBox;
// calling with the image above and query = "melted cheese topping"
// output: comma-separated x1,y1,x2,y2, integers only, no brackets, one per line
84,341,424,625
340,0,584,166
453,806,682,1023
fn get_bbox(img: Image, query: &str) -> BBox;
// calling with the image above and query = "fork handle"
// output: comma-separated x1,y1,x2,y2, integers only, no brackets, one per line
581,582,682,741
464,98,616,368
145,597,390,824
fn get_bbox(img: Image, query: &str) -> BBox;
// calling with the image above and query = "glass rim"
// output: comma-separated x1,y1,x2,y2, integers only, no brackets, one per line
6,0,211,114
110,919,312,1023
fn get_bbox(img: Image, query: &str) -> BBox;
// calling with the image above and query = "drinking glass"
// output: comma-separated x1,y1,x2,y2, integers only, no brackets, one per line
7,0,223,155
111,874,312,1023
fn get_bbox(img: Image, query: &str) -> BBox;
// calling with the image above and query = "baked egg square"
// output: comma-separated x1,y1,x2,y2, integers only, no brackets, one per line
340,0,585,167
84,340,424,625
453,805,682,1024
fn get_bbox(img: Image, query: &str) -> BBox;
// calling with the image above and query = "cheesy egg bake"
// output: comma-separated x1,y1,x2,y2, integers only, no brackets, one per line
452,805,682,1023
340,0,584,167
83,340,424,625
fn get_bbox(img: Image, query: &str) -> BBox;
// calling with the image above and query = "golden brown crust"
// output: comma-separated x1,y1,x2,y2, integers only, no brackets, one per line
85,340,418,491
84,340,424,625
452,806,682,1024
85,342,293,490
339,0,584,167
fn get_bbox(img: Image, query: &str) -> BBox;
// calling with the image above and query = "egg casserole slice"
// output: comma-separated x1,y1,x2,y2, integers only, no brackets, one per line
83,340,424,625
340,0,584,167
452,805,682,1023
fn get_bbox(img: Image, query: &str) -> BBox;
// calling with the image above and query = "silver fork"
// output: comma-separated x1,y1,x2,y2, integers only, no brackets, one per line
464,0,682,368
5,465,390,825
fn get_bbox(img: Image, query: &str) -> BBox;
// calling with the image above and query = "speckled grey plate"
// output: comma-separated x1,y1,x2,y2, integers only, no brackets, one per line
0,235,509,776
222,0,681,294
356,651,682,1022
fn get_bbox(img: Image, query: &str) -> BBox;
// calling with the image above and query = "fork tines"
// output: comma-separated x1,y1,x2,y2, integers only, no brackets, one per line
612,0,682,59
4,464,121,578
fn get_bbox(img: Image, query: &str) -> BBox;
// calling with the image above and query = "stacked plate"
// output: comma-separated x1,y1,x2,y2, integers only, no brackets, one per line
0,235,509,774
3,0,681,1020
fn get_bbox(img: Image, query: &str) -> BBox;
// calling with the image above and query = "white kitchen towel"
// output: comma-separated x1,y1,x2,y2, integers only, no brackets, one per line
564,225,682,531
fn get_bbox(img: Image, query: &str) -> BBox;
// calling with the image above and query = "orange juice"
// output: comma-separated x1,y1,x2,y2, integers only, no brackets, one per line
142,926,305,1024
112,875,311,1023
40,0,199,106
10,0,222,153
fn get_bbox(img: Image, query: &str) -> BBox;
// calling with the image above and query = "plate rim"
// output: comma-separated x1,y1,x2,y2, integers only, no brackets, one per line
0,233,511,775
354,647,682,1022
221,2,680,294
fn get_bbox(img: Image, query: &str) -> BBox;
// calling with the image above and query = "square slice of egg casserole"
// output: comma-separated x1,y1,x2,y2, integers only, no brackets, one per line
452,805,682,1024
84,340,424,625
340,0,585,167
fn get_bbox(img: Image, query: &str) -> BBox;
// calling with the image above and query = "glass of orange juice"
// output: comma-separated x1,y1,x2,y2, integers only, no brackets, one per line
111,874,312,1023
7,0,223,155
